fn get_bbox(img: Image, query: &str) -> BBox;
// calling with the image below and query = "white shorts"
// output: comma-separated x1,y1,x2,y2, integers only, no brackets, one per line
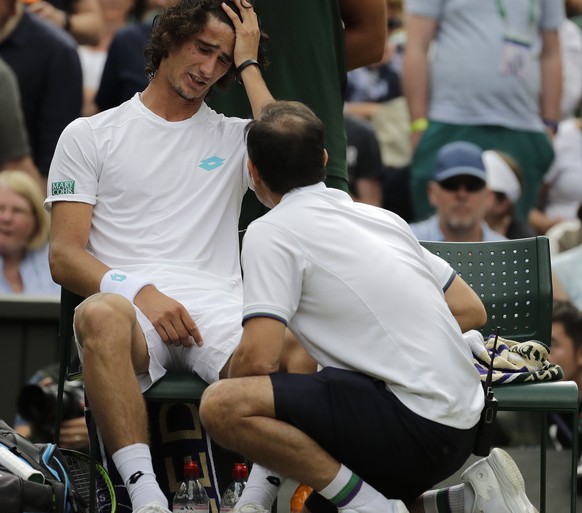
74,288,243,392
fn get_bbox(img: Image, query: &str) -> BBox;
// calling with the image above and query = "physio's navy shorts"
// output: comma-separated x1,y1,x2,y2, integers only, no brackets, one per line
270,367,477,510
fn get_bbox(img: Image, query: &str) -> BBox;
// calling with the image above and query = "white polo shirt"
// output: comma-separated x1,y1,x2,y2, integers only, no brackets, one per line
242,183,483,429
45,94,250,299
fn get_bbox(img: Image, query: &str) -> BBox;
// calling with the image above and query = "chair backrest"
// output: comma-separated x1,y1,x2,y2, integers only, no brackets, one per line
58,288,85,378
419,236,553,344
55,288,85,442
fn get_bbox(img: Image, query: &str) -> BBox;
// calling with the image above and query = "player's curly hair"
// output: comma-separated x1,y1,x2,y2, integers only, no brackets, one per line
144,0,268,93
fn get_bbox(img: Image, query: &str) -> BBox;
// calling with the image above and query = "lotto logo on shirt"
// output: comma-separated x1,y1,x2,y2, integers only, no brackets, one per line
199,156,225,171
51,180,75,195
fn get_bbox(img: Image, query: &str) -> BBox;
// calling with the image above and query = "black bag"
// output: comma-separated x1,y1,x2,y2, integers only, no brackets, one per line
0,419,84,513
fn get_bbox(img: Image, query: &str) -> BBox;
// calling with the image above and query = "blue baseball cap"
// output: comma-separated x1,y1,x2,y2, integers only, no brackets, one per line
433,141,487,183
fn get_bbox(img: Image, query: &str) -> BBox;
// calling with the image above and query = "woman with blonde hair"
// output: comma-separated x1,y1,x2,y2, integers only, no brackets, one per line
0,171,59,295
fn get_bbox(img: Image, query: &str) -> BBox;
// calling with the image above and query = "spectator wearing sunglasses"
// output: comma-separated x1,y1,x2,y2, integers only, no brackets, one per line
410,141,506,242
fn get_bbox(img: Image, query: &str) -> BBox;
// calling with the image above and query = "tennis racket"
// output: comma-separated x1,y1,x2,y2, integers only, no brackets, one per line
60,448,117,513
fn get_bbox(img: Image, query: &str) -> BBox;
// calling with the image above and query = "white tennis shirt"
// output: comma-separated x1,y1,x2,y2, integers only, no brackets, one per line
242,183,483,429
45,94,250,298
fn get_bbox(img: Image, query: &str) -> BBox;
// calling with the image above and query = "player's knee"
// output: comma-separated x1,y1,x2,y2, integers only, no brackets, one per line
74,293,134,352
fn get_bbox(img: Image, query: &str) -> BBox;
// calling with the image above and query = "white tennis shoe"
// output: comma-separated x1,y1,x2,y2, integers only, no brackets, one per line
461,447,538,513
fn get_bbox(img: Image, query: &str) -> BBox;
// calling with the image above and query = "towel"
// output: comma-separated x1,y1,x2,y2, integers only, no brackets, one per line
464,330,563,384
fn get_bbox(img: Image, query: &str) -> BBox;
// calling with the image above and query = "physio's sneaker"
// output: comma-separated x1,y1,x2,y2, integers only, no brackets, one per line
133,503,172,513
461,447,538,513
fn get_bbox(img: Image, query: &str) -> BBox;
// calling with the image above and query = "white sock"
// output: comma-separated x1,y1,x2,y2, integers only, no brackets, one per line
236,464,284,510
112,443,168,511
422,484,472,513
319,464,402,513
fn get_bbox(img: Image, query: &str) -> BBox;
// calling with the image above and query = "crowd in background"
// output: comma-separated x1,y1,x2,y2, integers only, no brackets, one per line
343,0,582,313
2,0,582,477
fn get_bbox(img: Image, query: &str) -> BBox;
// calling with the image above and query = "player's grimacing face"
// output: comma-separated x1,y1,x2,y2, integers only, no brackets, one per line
164,16,235,102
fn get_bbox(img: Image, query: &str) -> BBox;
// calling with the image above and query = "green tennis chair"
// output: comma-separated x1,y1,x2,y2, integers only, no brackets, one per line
420,236,579,513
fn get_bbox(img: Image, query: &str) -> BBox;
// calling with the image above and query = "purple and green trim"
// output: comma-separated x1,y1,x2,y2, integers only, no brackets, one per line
330,474,363,508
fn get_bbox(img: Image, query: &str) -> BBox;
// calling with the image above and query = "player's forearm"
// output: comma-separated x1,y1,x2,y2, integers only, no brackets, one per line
48,241,108,299
239,64,273,119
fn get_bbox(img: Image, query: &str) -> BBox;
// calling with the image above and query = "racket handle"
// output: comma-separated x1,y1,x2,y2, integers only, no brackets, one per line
0,446,45,483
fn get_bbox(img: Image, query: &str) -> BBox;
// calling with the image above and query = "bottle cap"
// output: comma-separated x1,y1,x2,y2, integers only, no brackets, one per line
184,459,200,479
232,462,248,479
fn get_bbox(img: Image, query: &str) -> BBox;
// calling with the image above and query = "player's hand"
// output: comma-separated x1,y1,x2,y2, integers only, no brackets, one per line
134,285,203,347
222,0,260,67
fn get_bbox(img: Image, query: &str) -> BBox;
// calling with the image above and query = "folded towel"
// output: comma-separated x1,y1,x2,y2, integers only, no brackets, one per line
464,330,563,384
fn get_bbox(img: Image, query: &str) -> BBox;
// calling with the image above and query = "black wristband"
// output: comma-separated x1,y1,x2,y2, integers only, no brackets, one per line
235,59,260,84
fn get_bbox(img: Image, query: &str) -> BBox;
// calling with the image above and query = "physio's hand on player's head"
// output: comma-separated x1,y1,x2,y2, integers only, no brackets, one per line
134,286,203,347
222,0,260,67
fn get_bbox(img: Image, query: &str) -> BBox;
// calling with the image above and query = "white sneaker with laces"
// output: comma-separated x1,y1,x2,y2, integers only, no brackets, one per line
133,502,172,513
461,448,538,513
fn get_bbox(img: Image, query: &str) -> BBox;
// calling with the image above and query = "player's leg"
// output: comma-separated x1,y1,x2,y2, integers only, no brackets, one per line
75,293,169,512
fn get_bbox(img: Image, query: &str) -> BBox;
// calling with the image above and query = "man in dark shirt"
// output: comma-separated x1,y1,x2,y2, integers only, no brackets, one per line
0,0,82,183
95,22,151,112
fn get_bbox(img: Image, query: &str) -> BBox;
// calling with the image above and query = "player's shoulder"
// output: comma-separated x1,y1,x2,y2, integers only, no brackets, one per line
204,103,250,131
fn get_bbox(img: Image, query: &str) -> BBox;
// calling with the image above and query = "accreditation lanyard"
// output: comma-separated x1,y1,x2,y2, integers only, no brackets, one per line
495,0,536,79
495,0,537,33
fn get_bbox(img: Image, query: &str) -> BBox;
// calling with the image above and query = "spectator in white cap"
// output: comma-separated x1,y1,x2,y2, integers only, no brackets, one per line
410,141,506,242
483,150,537,240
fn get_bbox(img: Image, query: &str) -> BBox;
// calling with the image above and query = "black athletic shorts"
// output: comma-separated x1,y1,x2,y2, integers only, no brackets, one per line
270,367,478,511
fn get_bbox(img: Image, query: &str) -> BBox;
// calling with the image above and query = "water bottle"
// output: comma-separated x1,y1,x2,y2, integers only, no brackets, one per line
290,483,312,513
220,462,248,512
172,459,209,512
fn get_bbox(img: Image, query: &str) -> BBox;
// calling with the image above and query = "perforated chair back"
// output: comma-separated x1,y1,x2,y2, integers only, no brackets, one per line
419,236,577,513
420,236,552,344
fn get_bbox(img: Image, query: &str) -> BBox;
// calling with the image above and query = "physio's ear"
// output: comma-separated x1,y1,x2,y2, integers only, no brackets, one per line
247,159,262,186
323,148,329,167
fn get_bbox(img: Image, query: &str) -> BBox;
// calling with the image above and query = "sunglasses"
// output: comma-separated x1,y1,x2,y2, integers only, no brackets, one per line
438,176,486,193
